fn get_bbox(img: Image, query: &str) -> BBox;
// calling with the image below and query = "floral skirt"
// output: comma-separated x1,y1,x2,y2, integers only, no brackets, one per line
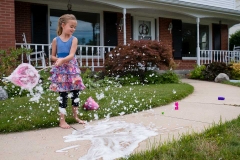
49,58,85,92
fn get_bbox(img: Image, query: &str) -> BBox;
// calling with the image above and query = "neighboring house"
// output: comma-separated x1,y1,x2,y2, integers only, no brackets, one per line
1,0,240,70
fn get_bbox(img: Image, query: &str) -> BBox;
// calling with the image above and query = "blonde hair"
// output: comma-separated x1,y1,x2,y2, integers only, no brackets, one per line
57,14,77,36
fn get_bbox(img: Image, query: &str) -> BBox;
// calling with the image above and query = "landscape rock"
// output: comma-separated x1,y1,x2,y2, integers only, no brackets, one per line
0,86,8,100
215,73,229,83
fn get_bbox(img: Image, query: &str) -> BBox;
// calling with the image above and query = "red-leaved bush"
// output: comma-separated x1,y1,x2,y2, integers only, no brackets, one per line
104,40,174,76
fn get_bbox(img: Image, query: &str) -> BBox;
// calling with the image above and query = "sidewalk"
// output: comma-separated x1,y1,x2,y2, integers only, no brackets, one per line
0,79,240,160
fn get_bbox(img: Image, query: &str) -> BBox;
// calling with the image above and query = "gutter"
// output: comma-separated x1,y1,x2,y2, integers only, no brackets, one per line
137,0,240,17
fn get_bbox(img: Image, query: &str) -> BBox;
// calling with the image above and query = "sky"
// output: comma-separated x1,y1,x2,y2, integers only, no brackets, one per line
229,24,240,36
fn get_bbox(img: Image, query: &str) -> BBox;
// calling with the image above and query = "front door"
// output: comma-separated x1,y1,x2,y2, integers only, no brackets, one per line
134,16,155,40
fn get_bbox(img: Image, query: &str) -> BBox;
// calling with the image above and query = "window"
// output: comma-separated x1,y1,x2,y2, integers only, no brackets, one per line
182,23,209,57
50,9,100,46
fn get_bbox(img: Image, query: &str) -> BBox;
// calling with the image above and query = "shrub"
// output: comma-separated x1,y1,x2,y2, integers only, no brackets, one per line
118,74,141,85
230,63,240,80
229,30,240,50
189,65,206,79
202,62,232,81
158,71,180,84
143,70,161,84
104,40,175,81
80,68,122,88
0,47,32,79
0,47,32,97
115,70,179,85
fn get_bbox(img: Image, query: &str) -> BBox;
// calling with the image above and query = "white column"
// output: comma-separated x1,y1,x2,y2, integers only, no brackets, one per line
123,8,126,45
196,17,200,66
228,27,230,50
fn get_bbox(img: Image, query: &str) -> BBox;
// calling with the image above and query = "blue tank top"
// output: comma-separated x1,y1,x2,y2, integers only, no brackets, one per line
56,36,74,58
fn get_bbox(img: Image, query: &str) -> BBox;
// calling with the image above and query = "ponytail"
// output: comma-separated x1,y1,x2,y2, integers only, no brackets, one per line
57,19,63,36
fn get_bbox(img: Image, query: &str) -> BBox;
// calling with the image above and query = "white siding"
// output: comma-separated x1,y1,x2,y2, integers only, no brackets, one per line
179,0,235,10
236,0,240,10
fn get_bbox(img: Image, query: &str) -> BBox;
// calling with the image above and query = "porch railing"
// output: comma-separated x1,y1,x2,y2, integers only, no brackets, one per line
76,45,115,71
15,43,240,71
16,43,51,67
200,50,240,65
16,43,115,71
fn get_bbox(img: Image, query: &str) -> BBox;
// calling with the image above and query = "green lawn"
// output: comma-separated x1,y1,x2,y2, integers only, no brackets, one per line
222,81,240,87
120,115,240,160
1,79,240,160
0,83,193,133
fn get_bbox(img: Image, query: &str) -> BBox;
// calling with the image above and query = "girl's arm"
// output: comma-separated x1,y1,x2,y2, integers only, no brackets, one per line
55,37,78,66
51,38,58,62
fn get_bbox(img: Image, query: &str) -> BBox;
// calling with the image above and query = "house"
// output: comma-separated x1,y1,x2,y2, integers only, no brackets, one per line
1,0,240,71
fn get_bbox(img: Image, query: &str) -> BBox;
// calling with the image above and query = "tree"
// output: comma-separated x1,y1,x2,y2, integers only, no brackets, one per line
229,30,240,50
104,40,175,77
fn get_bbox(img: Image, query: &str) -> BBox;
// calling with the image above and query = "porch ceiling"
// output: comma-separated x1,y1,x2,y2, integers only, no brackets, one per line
17,0,240,25
128,8,240,26
85,0,240,24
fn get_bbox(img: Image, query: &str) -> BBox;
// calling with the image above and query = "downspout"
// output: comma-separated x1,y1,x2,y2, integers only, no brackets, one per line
123,8,126,45
197,17,200,65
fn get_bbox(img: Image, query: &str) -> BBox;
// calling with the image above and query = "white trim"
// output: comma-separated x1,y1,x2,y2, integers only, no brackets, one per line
133,16,155,40
228,27,230,50
182,57,208,60
16,0,240,22
182,57,197,60
123,8,127,45
156,17,159,41
196,17,200,65
179,0,235,10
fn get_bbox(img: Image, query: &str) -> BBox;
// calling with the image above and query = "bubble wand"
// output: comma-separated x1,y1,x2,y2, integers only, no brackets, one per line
3,63,53,90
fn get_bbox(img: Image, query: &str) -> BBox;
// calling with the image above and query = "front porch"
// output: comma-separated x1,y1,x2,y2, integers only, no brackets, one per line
16,43,240,71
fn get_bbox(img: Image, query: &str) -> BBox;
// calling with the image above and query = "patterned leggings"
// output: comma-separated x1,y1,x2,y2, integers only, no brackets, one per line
59,90,80,108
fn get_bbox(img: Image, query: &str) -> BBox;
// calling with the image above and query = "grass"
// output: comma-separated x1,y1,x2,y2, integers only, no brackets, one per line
222,81,240,87
0,82,193,133
120,116,240,160
2,78,240,160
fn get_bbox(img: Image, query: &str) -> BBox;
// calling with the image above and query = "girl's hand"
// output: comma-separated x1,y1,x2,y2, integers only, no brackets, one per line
55,58,64,66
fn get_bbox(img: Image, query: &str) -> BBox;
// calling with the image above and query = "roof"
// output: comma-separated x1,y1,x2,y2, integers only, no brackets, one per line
146,0,240,15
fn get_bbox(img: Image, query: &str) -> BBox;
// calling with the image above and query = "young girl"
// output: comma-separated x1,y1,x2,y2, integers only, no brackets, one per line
49,14,86,129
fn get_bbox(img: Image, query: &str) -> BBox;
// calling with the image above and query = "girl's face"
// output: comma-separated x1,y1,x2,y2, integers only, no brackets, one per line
62,20,77,35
